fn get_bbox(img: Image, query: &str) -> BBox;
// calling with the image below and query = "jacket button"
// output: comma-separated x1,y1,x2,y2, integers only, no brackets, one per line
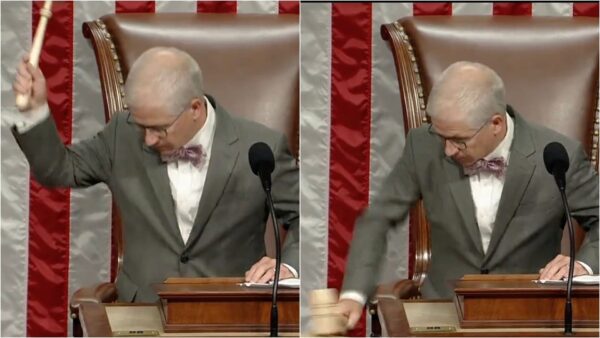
180,254,189,263
480,268,489,274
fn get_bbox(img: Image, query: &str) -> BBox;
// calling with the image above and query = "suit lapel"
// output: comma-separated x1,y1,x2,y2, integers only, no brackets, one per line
483,111,536,263
443,158,484,256
186,103,239,248
142,144,183,246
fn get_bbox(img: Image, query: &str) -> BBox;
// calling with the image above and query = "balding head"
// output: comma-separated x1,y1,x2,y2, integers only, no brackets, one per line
125,47,204,116
427,61,506,128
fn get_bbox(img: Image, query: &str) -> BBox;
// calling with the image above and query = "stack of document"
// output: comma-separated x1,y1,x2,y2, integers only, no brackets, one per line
536,275,599,285
241,278,300,288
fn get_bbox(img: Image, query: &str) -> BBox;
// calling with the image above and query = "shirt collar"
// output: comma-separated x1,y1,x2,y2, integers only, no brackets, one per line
185,96,216,150
484,111,514,163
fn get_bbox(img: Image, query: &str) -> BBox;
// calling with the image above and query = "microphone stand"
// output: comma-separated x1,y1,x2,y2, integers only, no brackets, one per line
558,185,575,335
265,185,281,337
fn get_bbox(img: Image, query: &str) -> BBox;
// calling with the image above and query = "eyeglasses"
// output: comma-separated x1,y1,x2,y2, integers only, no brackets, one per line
127,106,188,139
428,119,490,150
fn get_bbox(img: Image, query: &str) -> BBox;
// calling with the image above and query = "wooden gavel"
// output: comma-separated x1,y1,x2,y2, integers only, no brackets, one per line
15,0,52,111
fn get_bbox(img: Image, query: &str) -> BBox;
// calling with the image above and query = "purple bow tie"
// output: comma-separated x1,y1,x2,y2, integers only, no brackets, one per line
161,145,205,168
464,157,507,178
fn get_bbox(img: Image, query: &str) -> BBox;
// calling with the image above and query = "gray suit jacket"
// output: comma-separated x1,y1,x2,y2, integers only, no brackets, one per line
342,107,599,299
13,96,299,302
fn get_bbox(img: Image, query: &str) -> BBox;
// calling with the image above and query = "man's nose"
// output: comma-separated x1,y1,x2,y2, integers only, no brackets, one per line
444,140,459,157
144,130,159,147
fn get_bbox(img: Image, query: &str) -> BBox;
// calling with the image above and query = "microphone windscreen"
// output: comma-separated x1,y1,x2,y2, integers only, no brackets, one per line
543,142,569,176
249,142,275,176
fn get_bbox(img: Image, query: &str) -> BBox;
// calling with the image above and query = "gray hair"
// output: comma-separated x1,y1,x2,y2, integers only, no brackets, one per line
426,61,506,127
125,47,204,116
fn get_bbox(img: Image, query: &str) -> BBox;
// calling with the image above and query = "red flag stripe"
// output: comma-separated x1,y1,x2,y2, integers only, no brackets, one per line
279,0,299,15
573,2,599,17
26,1,73,336
116,1,155,13
197,1,237,13
493,2,532,16
413,2,452,15
328,3,372,337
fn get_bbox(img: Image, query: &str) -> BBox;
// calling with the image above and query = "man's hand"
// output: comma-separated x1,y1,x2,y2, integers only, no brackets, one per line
539,254,588,280
13,54,47,112
245,256,294,283
337,298,363,330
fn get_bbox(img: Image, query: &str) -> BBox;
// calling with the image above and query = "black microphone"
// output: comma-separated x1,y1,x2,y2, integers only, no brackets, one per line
249,142,275,192
543,142,574,335
248,142,281,337
544,142,570,191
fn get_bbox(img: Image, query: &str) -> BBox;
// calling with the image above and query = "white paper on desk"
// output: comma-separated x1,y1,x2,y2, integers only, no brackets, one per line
241,278,300,288
535,275,599,285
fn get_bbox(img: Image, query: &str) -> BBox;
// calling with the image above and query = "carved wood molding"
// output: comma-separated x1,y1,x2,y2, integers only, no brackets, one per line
82,19,127,122
82,19,125,283
591,89,599,171
381,22,431,289
381,22,428,132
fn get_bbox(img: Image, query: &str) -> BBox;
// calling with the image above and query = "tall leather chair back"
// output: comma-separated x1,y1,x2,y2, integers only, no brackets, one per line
381,16,599,283
84,13,299,157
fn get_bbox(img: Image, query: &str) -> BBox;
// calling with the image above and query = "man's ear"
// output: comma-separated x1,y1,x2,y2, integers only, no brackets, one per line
190,98,205,120
491,113,505,133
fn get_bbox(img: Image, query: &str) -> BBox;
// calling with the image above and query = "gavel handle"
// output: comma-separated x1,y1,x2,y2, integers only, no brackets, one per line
16,1,52,110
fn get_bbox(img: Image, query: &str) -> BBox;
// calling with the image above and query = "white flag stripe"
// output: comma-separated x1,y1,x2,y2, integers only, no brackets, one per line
68,1,116,336
370,2,413,285
453,2,493,16
156,0,197,13
533,2,573,17
0,1,32,336
299,2,332,333
238,0,278,14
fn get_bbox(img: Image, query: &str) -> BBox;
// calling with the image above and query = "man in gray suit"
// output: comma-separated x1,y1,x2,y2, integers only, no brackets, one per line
338,61,598,328
12,47,299,302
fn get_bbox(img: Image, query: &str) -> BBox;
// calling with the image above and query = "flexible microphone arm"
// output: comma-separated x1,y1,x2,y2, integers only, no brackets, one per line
248,142,280,337
558,185,575,335
544,142,574,335
265,185,282,337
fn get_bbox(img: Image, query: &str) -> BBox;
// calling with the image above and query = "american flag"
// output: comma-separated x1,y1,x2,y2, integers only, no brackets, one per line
0,1,298,336
2,1,599,337
299,1,598,336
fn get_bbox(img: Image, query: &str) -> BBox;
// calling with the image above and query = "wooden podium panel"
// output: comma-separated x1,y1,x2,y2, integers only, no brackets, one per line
154,278,299,333
377,299,599,337
78,303,299,337
455,275,599,328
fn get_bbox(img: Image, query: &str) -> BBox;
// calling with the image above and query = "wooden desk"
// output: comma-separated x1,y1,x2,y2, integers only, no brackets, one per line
377,299,599,337
79,303,299,337
155,281,299,332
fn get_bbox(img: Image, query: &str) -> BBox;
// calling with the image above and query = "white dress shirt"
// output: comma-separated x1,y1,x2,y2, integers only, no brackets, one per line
168,97,216,244
469,114,514,254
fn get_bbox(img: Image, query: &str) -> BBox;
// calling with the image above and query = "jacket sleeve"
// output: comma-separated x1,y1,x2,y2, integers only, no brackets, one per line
270,133,299,273
12,113,118,188
567,143,599,273
342,129,422,298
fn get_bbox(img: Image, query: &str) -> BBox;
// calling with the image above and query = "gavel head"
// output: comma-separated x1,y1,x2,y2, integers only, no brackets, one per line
309,288,348,336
